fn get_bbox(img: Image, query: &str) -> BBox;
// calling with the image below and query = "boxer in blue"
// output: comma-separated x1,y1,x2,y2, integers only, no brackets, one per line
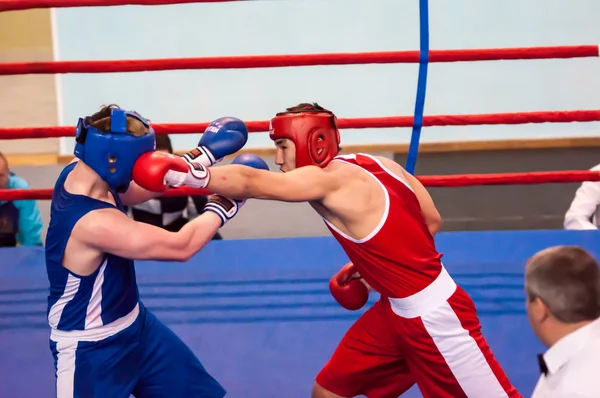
45,104,267,398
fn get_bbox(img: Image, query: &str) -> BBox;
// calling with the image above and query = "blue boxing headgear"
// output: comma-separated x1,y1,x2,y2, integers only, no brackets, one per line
73,108,156,193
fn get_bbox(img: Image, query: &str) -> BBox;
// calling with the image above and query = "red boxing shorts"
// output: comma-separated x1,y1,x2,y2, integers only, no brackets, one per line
316,267,521,398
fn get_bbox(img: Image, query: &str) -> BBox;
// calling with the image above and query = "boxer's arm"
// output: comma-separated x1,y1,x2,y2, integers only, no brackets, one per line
375,156,442,236
76,208,222,262
402,170,442,236
207,165,341,202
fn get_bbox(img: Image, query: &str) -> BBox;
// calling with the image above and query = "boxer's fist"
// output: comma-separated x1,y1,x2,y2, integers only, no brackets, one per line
132,151,210,192
329,262,370,311
204,154,269,226
183,117,248,167
204,195,241,227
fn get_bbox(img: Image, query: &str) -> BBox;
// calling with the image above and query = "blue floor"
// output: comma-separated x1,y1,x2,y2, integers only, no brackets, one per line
1,230,599,397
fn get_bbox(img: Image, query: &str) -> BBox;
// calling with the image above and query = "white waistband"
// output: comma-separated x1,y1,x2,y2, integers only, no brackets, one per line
50,303,140,343
388,266,457,318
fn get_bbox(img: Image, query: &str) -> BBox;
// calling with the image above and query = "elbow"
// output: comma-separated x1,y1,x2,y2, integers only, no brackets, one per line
156,238,196,262
563,215,595,231
173,251,194,263
429,221,442,236
563,214,573,229
166,245,196,262
168,229,213,262
564,207,583,229
171,239,197,262
428,214,442,236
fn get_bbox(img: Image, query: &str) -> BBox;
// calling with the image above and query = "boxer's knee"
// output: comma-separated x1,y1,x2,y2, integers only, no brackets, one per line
311,381,346,398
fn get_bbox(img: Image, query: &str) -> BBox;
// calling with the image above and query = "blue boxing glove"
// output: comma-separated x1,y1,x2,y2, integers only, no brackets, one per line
204,154,269,226
231,153,270,170
183,117,248,167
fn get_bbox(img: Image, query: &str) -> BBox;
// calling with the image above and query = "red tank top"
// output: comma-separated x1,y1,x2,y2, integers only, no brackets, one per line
324,154,443,298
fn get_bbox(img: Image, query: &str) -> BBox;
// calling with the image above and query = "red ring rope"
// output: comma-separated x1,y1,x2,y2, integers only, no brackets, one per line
0,0,238,12
2,110,599,140
1,171,598,201
2,0,599,202
0,46,597,75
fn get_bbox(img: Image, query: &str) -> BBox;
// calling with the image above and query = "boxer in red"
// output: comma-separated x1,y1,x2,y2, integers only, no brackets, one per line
134,103,521,398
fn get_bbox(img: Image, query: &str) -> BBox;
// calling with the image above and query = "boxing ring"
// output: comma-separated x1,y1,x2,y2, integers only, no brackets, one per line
2,0,600,397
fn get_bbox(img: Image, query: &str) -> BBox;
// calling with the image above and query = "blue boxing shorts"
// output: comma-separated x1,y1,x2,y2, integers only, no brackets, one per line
49,303,225,398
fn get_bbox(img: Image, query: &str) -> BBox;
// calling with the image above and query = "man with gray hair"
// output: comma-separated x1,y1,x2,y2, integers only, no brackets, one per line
526,245,600,397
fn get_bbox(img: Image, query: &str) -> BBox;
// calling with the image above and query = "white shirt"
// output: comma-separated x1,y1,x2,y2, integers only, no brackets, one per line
564,164,600,230
532,317,600,398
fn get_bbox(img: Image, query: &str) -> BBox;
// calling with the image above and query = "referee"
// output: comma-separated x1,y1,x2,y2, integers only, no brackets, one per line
127,134,223,239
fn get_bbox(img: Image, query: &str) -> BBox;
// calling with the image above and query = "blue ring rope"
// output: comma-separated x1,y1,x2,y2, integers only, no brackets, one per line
405,0,430,175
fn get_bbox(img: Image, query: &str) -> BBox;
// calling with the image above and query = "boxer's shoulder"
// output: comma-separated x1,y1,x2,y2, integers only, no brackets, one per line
67,207,136,265
77,206,126,228
324,156,359,176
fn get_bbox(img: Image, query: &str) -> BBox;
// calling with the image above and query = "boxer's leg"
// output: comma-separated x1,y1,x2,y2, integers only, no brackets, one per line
314,298,415,398
132,307,226,398
400,287,521,398
50,322,142,398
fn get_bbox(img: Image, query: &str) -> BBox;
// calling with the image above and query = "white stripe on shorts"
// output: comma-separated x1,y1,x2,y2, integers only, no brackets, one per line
55,339,78,398
421,301,509,398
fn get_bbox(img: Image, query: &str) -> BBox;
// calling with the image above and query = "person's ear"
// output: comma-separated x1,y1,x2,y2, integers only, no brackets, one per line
530,296,550,323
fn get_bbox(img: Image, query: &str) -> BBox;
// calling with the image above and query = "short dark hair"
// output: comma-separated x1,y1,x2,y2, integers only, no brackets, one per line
526,246,600,323
155,134,173,153
283,102,332,114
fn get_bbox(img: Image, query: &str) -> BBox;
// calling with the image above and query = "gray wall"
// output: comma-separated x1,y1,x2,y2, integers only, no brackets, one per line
394,147,599,231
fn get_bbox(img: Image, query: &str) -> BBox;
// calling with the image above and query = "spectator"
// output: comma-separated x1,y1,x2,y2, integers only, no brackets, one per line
564,164,600,229
0,152,44,247
525,245,600,397
127,135,222,239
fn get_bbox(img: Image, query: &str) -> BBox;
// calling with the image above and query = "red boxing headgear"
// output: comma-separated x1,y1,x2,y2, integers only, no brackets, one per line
269,104,341,168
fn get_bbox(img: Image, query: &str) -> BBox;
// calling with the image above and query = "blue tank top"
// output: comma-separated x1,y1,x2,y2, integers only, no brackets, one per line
45,162,139,331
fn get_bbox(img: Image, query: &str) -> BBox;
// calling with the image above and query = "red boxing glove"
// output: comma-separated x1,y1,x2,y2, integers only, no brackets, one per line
132,151,210,192
329,262,370,311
